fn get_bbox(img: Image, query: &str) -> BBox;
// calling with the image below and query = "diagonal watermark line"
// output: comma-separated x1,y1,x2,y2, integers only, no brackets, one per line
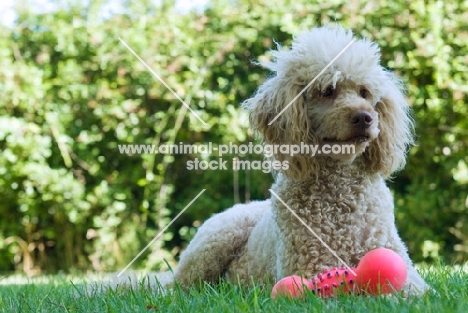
269,189,357,276
268,38,356,125
118,37,207,126
117,189,206,277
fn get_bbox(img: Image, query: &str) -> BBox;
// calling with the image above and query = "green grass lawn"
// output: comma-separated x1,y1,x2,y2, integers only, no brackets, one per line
0,265,467,313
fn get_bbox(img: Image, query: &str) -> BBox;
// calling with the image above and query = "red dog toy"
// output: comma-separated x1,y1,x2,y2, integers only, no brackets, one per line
271,248,407,298
270,275,313,298
356,248,407,294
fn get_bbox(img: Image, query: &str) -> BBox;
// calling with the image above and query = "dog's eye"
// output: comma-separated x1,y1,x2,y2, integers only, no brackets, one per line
360,88,368,98
322,86,335,98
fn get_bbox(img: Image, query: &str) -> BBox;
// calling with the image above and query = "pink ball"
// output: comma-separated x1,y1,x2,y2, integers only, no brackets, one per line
271,275,313,298
356,248,407,294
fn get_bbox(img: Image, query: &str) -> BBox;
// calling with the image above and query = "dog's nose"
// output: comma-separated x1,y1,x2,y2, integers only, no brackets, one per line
350,110,373,128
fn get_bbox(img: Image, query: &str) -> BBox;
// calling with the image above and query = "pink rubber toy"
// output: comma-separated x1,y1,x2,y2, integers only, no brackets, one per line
310,248,407,297
271,275,313,298
356,247,407,294
272,248,407,298
310,266,358,298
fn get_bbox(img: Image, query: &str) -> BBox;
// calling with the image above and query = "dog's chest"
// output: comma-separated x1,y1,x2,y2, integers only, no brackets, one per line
274,177,388,271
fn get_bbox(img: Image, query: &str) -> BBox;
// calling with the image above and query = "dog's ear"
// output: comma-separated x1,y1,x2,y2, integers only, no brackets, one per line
243,77,310,144
365,73,414,177
243,75,318,179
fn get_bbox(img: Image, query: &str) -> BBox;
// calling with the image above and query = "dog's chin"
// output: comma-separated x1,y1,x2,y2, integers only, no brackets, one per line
323,135,370,145
321,136,373,164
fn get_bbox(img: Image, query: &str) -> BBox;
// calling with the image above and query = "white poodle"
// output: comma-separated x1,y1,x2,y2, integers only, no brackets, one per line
173,26,430,295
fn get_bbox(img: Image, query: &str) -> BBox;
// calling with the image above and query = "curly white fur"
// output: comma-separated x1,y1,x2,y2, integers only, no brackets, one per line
174,26,429,295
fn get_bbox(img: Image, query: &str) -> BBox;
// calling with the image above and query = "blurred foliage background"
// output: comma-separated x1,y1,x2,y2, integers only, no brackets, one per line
0,0,467,274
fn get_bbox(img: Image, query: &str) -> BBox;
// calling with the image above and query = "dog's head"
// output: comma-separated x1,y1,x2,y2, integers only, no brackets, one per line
243,26,413,180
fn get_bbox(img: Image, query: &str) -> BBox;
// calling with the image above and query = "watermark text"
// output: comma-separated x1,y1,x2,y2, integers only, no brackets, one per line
117,142,356,157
